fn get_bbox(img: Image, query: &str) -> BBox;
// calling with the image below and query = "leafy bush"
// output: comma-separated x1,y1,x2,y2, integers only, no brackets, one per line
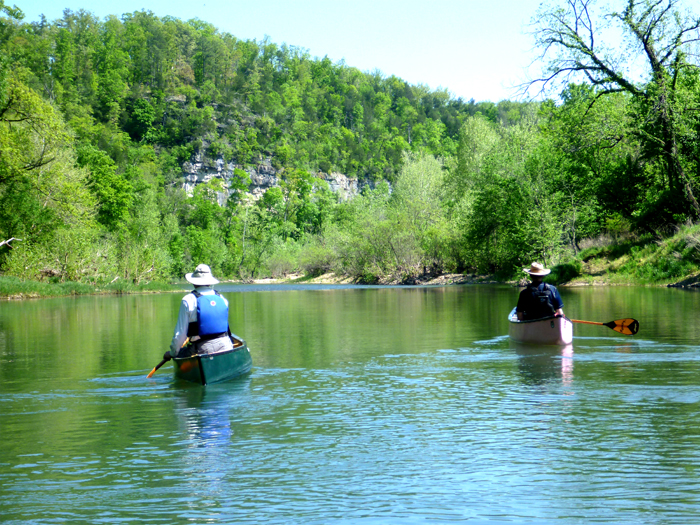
299,241,335,276
546,261,582,285
266,251,297,278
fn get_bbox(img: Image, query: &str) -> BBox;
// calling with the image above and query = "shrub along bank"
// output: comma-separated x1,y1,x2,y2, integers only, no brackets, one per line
0,276,185,299
4,225,700,299
545,224,700,287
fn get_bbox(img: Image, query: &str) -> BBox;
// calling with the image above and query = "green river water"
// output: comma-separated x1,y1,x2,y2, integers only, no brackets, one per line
1,284,700,524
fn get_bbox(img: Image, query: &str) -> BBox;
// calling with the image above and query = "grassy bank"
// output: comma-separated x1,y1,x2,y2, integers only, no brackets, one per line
546,224,700,287
0,276,186,299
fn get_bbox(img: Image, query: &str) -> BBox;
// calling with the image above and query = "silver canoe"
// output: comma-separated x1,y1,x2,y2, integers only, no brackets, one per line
508,307,573,345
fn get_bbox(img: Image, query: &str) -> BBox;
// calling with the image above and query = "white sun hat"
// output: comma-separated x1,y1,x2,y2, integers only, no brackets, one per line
185,264,219,286
523,262,551,276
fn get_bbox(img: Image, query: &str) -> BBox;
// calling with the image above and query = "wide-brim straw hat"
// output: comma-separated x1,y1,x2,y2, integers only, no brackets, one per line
523,262,551,276
185,264,219,286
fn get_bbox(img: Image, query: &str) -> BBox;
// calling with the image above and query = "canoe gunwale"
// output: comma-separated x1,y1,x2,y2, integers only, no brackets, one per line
508,307,573,346
507,307,560,324
172,344,248,363
173,335,252,385
509,315,559,324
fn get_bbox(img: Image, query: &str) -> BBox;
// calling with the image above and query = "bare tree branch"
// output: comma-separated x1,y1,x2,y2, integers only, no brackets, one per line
0,237,22,249
526,0,700,218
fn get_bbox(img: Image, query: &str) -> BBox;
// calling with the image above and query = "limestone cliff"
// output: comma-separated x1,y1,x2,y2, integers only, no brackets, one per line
181,150,359,203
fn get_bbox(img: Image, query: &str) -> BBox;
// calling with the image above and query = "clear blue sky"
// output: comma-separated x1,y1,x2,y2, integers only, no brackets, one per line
15,0,544,103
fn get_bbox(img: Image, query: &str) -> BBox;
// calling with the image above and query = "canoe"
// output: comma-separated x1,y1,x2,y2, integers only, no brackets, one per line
173,334,252,385
508,307,573,345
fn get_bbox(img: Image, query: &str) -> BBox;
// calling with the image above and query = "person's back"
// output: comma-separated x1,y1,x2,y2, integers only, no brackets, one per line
167,264,234,359
515,263,564,321
518,282,557,320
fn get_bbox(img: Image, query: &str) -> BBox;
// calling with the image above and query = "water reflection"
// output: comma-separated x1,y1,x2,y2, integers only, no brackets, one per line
172,380,251,449
511,341,574,387
4,285,700,523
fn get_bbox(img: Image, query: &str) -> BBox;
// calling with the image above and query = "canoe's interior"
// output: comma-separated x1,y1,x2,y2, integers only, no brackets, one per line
507,307,558,324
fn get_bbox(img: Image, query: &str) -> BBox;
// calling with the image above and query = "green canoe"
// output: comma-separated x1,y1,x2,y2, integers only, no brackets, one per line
173,334,252,385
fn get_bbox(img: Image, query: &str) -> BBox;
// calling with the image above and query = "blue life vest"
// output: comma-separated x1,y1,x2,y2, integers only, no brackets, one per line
187,290,229,339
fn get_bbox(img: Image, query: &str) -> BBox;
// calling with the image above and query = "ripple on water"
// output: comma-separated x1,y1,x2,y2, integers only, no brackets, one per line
3,336,700,523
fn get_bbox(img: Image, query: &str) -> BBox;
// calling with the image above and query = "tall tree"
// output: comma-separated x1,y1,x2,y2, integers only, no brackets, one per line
0,71,97,278
528,0,700,222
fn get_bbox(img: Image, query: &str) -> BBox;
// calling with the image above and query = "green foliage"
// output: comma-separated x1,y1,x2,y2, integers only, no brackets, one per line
76,144,133,229
113,187,173,284
571,225,700,285
0,71,97,272
546,260,582,285
0,275,96,297
532,0,700,224
0,275,180,298
2,5,700,287
4,9,512,182
448,116,566,273
265,239,301,278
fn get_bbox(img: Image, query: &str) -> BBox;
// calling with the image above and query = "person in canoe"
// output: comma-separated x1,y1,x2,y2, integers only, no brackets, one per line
163,264,234,362
515,262,564,321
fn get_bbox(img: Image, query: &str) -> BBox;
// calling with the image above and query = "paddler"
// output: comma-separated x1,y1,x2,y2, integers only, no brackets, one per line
515,262,564,321
162,264,233,363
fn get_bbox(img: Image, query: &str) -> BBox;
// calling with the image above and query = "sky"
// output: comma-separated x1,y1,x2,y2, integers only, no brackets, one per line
15,0,546,103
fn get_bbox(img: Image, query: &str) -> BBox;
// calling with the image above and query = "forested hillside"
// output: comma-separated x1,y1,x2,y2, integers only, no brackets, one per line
1,0,700,285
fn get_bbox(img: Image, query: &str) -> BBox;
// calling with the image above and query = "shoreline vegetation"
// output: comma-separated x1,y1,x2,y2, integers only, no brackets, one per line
3,5,700,299
3,231,700,300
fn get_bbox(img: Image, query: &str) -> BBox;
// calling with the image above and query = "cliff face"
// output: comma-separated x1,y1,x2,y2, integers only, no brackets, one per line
181,151,359,203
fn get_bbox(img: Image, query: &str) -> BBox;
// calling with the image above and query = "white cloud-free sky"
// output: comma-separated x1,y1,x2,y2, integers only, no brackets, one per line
14,0,545,102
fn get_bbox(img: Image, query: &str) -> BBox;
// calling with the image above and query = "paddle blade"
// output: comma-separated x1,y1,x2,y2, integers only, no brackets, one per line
604,318,639,335
146,358,168,378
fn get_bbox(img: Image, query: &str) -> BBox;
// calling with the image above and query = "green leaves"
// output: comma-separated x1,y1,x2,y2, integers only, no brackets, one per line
76,144,133,230
531,0,700,224
0,72,96,236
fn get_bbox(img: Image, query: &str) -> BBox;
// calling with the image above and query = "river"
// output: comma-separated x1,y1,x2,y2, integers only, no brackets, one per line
1,284,700,524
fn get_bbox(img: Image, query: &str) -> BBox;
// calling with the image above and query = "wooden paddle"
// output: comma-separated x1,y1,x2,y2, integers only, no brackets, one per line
569,318,639,335
147,338,189,378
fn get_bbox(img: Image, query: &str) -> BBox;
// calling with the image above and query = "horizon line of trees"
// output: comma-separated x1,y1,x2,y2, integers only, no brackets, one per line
1,0,700,285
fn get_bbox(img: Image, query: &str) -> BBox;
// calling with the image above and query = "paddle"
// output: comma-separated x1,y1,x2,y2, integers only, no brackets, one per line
147,338,189,378
146,357,168,379
569,318,639,335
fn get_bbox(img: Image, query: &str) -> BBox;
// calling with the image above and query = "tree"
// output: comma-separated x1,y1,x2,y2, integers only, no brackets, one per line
76,144,133,230
541,84,636,241
190,178,225,230
279,169,314,238
445,114,500,203
0,71,98,279
391,152,451,274
115,186,172,283
528,0,700,223
0,71,96,228
0,0,23,47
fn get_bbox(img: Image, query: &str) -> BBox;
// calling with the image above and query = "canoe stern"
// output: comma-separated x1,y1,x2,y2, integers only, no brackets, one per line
173,334,252,385
508,307,573,345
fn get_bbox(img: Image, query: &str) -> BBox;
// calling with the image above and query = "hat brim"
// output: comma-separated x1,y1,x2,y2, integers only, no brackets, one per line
185,273,219,285
523,269,551,276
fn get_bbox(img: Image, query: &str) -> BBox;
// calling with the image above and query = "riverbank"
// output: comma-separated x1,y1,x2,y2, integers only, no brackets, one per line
0,272,491,299
552,227,700,288
1,268,697,300
3,228,700,299
247,272,502,286
250,226,700,289
0,276,187,300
